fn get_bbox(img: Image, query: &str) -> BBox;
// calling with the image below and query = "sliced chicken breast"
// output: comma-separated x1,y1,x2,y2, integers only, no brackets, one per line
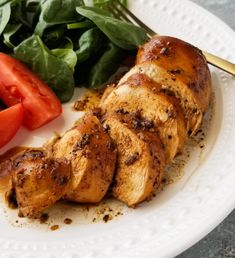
119,36,212,134
103,113,165,206
45,113,117,203
5,149,71,218
100,73,186,163
100,83,117,103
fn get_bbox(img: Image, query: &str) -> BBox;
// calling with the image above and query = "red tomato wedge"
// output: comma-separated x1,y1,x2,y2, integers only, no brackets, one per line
0,53,62,130
0,103,23,148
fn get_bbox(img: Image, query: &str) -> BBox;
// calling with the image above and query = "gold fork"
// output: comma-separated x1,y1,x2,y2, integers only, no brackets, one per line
109,0,235,76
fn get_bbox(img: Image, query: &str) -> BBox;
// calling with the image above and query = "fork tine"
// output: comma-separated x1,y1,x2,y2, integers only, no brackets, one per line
109,2,133,24
109,1,152,38
107,4,120,19
114,0,157,37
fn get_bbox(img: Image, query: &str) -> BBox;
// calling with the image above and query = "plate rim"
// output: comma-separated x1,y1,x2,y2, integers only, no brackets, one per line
0,0,235,257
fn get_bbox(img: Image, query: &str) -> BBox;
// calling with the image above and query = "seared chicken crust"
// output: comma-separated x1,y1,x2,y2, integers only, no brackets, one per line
120,36,212,134
103,113,165,206
45,113,117,203
101,73,187,163
5,149,71,218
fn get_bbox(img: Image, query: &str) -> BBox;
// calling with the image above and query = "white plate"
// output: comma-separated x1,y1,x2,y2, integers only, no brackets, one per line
1,0,235,257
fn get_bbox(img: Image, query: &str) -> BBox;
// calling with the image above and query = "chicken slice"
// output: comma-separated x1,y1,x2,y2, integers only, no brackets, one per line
5,149,71,218
103,113,165,206
101,83,117,103
100,73,186,163
45,112,117,203
119,36,212,134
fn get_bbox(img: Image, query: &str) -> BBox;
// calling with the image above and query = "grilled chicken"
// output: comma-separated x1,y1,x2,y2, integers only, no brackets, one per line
5,149,71,218
103,113,165,206
2,35,212,217
119,36,212,134
45,113,117,203
101,73,187,163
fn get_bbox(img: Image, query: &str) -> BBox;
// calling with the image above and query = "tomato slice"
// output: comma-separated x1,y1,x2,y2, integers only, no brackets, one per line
0,103,23,148
0,53,62,130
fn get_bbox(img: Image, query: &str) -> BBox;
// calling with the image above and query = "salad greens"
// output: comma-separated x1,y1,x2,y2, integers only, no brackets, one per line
0,0,148,102
3,23,22,48
34,0,84,36
0,3,11,34
93,0,127,8
88,42,124,88
76,27,106,64
76,6,147,50
14,35,75,102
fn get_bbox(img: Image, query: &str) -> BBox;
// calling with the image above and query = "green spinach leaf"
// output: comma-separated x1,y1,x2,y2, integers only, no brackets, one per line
93,0,127,9
3,23,21,48
11,1,31,29
51,47,77,72
88,42,124,88
0,0,19,7
76,27,106,64
34,0,84,37
43,25,65,48
58,36,74,49
26,0,41,13
51,37,78,72
14,35,74,102
76,6,148,50
0,3,11,35
67,19,94,30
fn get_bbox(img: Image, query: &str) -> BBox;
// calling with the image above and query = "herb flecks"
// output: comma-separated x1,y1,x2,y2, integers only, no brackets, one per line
125,152,140,166
74,134,92,151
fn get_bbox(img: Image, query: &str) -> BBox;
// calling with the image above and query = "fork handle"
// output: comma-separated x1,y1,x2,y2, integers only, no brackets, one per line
202,51,235,76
